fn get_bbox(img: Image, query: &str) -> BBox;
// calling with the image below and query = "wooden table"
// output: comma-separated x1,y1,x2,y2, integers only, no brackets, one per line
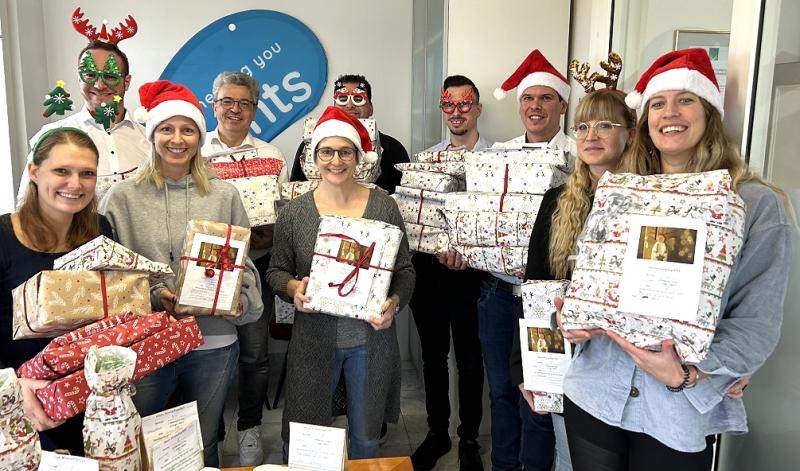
222,455,413,471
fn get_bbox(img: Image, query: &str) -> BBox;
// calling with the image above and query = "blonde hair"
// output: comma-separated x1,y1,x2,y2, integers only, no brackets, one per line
548,91,635,278
135,121,211,193
618,96,789,206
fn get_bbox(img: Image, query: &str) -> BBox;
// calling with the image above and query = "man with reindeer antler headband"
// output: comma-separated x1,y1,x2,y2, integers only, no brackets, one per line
17,7,148,205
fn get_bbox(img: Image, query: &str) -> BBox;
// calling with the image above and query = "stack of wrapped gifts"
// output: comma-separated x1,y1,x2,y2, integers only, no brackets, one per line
207,147,284,227
11,236,168,340
443,147,569,277
392,155,466,254
305,215,403,320
16,312,204,421
560,170,746,362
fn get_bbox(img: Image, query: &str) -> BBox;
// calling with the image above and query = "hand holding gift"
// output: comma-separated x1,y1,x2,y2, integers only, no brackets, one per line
369,294,400,331
289,276,316,313
19,377,64,431
555,297,603,345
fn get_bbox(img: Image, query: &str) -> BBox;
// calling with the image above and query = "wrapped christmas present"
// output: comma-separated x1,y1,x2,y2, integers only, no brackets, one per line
392,186,447,228
280,179,321,200
405,223,448,254
305,216,403,320
521,280,570,325
174,220,251,317
208,156,284,179
36,317,204,421
415,148,470,163
0,369,41,471
464,148,568,194
396,161,465,177
82,346,141,470
206,147,259,164
444,191,543,213
301,117,382,182
533,391,563,414
396,161,466,192
451,245,527,278
274,295,295,324
440,193,543,247
17,312,171,380
12,271,150,340
226,175,281,227
95,168,136,201
561,170,746,362
53,235,173,282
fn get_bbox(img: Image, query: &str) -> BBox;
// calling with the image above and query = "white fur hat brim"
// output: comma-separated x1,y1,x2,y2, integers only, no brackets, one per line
517,72,571,102
638,68,724,118
310,120,364,156
144,99,207,146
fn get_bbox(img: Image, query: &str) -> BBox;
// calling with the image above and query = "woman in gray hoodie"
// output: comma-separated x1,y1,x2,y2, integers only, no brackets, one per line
99,80,263,467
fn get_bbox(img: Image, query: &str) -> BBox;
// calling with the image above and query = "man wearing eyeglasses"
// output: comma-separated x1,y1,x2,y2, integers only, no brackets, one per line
201,71,287,467
409,75,489,471
289,74,410,194
17,41,149,204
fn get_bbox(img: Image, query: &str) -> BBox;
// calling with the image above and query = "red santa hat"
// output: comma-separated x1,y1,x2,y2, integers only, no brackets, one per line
494,49,570,101
134,80,206,144
625,48,723,118
310,106,378,164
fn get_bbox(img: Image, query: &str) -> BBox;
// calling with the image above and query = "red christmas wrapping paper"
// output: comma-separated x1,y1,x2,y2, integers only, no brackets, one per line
17,312,171,380
208,157,284,179
34,317,204,421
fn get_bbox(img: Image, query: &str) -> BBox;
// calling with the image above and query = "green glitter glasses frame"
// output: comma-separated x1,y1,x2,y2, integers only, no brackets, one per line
79,68,124,87
570,121,626,139
316,147,358,162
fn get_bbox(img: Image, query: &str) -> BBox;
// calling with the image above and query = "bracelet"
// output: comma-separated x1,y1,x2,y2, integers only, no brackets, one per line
685,366,699,389
666,364,691,392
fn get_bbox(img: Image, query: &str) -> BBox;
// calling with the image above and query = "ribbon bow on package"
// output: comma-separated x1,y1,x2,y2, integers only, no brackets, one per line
305,216,402,320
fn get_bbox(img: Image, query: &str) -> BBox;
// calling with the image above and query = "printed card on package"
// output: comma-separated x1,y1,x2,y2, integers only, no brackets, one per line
178,233,247,313
288,422,347,471
519,318,571,394
617,215,706,321
141,402,204,471
38,451,98,471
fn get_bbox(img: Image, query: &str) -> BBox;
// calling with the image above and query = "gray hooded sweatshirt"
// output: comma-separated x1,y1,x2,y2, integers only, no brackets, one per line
98,170,263,350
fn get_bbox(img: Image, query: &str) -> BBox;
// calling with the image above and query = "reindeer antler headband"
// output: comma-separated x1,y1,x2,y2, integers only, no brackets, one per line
568,52,623,94
71,7,138,45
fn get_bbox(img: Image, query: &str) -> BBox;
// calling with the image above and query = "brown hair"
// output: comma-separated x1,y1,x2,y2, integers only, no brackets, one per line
19,129,101,251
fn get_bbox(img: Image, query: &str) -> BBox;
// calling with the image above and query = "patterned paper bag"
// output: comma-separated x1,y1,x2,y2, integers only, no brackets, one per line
0,369,41,471
451,245,527,278
306,216,403,320
561,170,746,362
174,220,251,317
82,346,141,470
464,149,568,194
392,186,448,228
54,235,174,282
226,175,281,227
404,223,449,254
12,271,150,340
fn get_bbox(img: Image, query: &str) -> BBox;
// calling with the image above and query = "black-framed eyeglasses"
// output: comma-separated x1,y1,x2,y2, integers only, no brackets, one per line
571,121,625,139
441,100,474,114
79,69,124,87
215,97,256,111
316,147,357,162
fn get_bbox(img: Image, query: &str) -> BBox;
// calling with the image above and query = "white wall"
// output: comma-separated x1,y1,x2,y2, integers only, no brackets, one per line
446,0,571,144
12,0,413,187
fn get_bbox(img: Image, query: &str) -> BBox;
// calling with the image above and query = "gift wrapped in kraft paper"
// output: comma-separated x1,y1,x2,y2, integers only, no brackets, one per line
53,235,173,282
306,216,402,320
561,170,746,363
12,271,150,340
82,346,141,471
174,220,251,317
0,369,41,471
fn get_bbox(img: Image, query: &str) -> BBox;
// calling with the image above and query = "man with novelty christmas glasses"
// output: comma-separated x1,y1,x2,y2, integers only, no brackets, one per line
17,8,148,204
289,74,410,194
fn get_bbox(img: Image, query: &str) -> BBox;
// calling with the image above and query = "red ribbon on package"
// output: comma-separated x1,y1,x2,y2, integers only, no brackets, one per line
180,224,244,315
416,190,426,224
314,233,394,297
499,164,510,211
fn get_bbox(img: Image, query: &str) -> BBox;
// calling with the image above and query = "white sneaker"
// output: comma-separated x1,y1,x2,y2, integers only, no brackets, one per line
239,426,264,466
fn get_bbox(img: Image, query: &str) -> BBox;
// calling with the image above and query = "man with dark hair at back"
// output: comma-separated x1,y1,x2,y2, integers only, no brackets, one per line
410,75,490,471
18,20,148,203
289,74,409,193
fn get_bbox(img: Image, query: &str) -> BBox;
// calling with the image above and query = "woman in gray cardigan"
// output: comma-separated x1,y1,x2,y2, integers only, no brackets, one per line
266,106,415,459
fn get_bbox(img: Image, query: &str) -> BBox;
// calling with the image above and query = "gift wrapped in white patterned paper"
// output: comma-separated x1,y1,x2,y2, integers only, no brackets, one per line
225,175,280,227
440,192,543,247
392,186,448,228
0,369,41,471
521,280,570,325
396,161,466,192
414,148,470,163
54,235,173,283
533,391,563,414
464,148,569,195
404,223,449,254
300,117,382,182
560,170,746,362
449,245,527,278
82,346,141,471
305,216,403,320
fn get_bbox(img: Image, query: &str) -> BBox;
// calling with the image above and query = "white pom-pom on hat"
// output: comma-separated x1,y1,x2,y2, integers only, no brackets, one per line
133,106,150,123
625,91,642,110
362,151,378,164
493,88,508,100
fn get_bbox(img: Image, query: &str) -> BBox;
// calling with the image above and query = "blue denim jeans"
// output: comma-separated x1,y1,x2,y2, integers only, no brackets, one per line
332,343,378,459
132,342,240,467
477,277,555,471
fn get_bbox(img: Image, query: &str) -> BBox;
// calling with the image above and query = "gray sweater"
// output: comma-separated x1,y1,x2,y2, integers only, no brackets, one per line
266,188,415,441
98,170,264,350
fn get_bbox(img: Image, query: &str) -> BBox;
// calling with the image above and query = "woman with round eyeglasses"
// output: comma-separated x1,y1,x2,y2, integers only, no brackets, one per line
267,106,415,459
560,49,792,471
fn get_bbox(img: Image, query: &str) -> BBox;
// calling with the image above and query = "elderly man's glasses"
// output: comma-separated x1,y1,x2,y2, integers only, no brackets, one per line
316,147,357,162
215,98,256,111
571,121,625,139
